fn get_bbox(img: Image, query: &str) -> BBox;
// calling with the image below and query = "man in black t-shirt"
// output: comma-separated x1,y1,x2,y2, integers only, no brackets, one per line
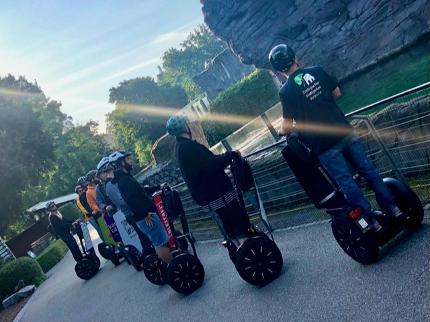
269,44,403,230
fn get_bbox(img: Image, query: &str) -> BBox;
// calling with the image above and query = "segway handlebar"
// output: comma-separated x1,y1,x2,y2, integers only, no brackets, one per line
244,137,287,159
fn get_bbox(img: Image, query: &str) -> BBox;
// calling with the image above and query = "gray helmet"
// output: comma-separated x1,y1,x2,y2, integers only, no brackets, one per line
45,201,56,210
269,44,296,72
96,156,112,174
108,151,131,167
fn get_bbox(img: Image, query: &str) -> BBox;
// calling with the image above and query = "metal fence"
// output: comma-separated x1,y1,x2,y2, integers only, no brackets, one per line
0,237,15,262
174,82,430,240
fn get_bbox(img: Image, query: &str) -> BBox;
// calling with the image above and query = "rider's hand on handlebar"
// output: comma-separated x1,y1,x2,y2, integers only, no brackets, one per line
145,213,154,227
105,205,113,212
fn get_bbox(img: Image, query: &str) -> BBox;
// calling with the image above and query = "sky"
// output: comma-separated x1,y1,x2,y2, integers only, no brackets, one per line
0,0,204,131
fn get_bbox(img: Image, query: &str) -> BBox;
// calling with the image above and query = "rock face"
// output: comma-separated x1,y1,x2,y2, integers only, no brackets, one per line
201,0,430,78
193,49,255,99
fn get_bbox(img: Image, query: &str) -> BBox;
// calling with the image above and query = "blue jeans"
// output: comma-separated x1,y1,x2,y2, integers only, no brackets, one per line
136,213,168,248
318,134,396,215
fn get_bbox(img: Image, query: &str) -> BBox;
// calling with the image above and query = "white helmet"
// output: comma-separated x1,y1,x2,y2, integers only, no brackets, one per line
108,151,131,167
96,156,110,174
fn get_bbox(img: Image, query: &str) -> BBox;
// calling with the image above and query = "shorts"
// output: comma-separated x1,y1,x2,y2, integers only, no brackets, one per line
135,213,168,247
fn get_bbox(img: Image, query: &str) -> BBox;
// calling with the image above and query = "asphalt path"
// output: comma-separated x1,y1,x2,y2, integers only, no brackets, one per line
15,213,430,322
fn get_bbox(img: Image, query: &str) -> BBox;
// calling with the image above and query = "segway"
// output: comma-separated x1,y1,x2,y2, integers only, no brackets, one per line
74,221,101,280
95,213,124,266
142,185,205,295
214,155,283,287
281,133,424,264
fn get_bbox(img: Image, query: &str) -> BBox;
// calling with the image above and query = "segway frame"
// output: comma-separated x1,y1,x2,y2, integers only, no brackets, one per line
74,221,100,280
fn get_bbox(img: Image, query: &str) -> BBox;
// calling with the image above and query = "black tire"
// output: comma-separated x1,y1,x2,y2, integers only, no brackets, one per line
235,237,283,286
93,254,101,270
383,178,424,229
143,254,166,285
75,258,98,280
166,254,205,295
173,230,189,252
111,252,121,266
124,245,142,272
98,243,114,260
331,216,379,265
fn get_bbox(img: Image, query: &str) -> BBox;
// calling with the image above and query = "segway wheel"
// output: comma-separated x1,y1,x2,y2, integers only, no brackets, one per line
98,243,114,260
235,237,283,287
75,258,98,280
143,254,166,285
111,252,121,266
124,245,142,272
93,254,101,270
384,178,424,230
331,216,379,265
166,254,205,295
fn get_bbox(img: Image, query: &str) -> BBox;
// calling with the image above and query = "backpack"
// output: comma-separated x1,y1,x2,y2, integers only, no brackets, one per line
230,156,255,192
162,187,185,220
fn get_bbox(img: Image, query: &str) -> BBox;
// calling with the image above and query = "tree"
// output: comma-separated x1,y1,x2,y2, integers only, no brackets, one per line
159,24,226,99
108,77,188,166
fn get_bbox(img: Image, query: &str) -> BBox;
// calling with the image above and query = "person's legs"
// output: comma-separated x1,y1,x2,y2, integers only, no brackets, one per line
318,141,373,215
61,233,83,262
215,199,250,245
88,217,104,241
343,137,400,215
136,214,172,263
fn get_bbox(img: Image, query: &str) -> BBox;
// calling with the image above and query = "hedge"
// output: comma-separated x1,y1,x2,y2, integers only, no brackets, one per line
202,69,279,145
58,202,82,221
36,240,69,273
0,257,46,299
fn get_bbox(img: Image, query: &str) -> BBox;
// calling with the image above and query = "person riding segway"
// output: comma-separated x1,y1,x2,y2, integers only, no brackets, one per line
167,115,283,286
269,44,423,264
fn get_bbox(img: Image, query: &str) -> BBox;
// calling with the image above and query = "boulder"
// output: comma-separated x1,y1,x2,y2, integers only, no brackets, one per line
2,285,35,309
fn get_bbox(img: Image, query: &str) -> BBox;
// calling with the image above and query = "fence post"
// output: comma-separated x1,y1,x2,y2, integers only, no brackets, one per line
260,113,279,141
351,115,407,184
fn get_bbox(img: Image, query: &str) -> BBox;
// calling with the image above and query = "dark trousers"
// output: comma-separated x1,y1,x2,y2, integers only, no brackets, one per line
215,199,250,239
61,233,83,262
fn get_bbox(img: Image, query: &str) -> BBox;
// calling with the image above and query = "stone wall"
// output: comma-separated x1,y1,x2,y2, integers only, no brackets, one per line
201,0,430,79
193,48,255,99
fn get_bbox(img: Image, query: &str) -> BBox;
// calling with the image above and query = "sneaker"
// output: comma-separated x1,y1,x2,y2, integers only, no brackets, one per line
363,213,382,232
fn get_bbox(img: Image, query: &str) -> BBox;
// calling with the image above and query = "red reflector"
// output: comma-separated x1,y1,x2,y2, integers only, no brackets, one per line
349,207,363,219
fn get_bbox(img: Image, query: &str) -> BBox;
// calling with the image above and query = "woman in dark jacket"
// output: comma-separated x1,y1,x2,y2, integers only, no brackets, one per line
47,201,82,262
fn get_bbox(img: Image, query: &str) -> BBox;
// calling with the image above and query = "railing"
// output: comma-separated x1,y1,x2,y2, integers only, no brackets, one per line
0,237,15,261
173,82,430,240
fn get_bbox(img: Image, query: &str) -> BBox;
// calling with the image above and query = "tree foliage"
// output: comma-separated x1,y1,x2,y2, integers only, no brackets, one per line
0,75,109,238
159,24,226,100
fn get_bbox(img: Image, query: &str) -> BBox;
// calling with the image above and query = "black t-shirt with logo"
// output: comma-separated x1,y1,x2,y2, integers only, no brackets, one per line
279,66,353,155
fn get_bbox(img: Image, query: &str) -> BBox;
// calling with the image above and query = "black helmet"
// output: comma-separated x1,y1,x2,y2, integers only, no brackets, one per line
269,44,296,72
77,176,87,186
45,201,56,210
85,170,98,183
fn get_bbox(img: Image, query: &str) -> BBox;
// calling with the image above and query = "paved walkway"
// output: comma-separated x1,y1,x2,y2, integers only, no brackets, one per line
15,214,430,322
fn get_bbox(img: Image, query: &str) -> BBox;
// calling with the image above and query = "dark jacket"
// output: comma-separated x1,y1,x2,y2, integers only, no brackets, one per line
49,213,74,236
114,170,155,222
175,137,236,206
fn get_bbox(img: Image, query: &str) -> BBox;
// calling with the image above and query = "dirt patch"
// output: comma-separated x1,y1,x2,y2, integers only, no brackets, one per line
0,297,30,322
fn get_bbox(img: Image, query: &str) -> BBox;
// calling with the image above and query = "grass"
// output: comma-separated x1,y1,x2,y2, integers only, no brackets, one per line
338,42,430,114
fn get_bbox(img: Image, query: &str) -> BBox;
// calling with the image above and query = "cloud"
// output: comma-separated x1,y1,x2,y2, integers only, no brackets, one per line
149,30,189,46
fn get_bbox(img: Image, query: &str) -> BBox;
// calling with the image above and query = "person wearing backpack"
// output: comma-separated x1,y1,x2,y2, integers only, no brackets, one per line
166,115,250,245
46,201,82,262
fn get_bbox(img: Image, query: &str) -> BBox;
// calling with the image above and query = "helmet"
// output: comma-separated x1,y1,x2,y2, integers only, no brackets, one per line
74,185,82,194
166,115,187,136
85,170,98,183
96,156,112,174
108,151,131,168
269,44,296,72
77,176,87,186
45,201,56,210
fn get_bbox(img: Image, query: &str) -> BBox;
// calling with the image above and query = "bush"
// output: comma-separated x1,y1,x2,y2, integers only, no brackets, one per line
36,240,69,273
202,69,279,145
0,257,46,299
58,202,82,221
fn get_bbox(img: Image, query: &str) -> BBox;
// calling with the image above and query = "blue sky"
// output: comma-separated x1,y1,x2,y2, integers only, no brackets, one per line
0,0,203,130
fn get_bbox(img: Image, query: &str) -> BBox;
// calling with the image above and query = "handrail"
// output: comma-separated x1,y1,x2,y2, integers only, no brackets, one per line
346,81,430,117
